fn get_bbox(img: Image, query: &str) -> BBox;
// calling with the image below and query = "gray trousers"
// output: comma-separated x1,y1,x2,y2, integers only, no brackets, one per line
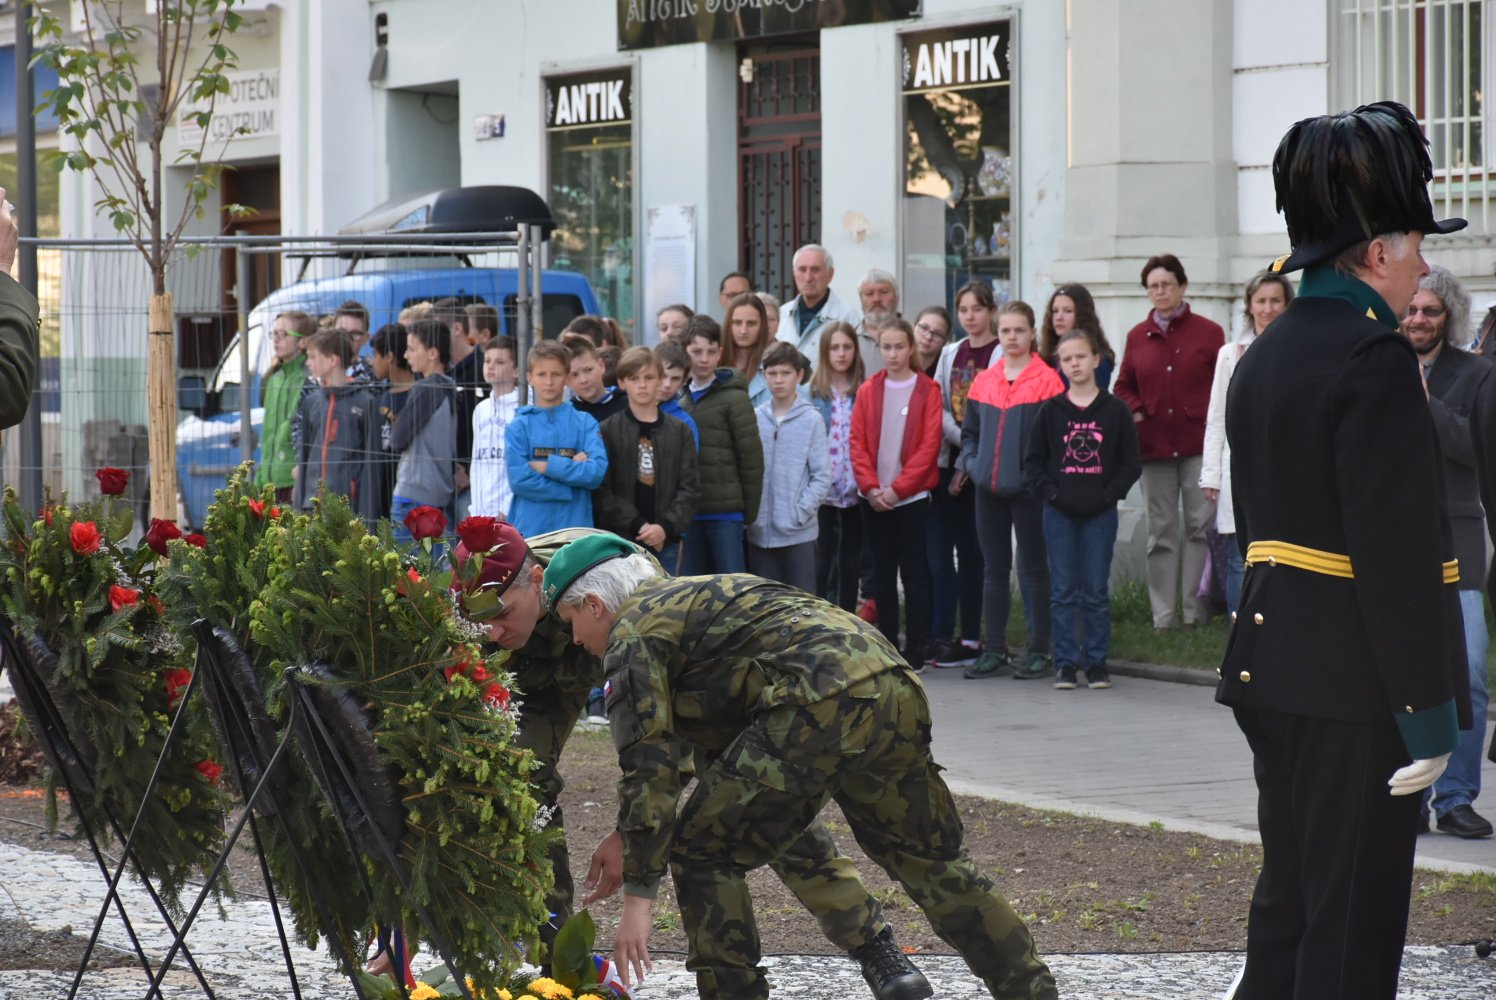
747,540,818,594
1141,455,1215,628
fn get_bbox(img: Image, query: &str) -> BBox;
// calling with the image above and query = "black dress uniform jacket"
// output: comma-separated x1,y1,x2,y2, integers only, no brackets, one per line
1217,271,1469,760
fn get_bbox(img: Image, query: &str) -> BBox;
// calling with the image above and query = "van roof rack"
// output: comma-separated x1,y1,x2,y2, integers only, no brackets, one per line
338,186,556,241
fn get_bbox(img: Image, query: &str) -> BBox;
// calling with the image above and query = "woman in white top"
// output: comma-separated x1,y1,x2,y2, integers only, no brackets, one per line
1199,270,1295,613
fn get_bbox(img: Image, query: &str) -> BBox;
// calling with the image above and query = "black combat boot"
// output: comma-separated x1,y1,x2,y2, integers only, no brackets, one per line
849,928,934,1000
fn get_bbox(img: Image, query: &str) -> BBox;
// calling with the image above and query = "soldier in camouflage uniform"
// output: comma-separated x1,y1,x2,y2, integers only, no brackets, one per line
546,534,1058,1000
455,522,932,999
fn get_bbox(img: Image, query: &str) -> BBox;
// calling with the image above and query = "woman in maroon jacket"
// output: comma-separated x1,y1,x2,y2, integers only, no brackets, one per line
851,319,943,665
1112,254,1224,631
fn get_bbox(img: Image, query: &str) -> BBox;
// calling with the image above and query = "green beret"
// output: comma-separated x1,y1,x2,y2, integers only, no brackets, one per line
542,533,638,608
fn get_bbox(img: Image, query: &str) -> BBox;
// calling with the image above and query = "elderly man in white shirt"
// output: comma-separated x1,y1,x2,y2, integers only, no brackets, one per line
777,243,864,368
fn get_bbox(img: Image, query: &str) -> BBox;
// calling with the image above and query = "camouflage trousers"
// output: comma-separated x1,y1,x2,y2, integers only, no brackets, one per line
514,683,586,949
517,684,883,955
670,669,1058,1000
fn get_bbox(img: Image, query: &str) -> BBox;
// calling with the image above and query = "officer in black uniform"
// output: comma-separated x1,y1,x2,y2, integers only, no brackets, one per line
1219,101,1472,999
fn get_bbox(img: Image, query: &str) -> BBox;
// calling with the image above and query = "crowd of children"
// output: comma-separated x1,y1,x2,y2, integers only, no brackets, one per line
268,275,1151,688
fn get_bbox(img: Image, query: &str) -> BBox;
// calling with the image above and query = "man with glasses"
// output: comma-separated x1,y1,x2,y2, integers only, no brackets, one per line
450,521,934,1000
1113,254,1225,631
1402,265,1493,840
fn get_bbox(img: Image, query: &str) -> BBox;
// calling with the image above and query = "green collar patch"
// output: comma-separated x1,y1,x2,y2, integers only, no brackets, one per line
1296,265,1400,330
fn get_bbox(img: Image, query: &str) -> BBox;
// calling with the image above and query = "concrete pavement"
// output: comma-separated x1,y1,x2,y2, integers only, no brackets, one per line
920,662,1496,873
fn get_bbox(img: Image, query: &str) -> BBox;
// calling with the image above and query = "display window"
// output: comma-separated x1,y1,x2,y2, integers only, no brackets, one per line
901,21,1015,312
545,67,635,335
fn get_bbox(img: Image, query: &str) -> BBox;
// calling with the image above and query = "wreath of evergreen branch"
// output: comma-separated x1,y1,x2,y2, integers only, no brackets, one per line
0,485,228,914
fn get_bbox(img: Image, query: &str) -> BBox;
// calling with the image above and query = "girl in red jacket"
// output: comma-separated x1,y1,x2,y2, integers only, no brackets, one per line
958,301,1065,680
851,318,943,666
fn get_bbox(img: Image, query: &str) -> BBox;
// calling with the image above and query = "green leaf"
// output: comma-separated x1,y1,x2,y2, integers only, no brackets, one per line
106,501,134,544
550,909,598,988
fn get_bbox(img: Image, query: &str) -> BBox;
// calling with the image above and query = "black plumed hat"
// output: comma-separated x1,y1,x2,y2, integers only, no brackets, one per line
1270,101,1465,273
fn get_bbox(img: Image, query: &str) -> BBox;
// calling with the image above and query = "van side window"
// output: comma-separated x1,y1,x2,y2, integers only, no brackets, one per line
502,294,585,336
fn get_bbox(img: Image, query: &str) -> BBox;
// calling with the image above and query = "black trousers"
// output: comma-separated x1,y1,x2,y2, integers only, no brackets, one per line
863,496,931,657
1232,706,1420,1000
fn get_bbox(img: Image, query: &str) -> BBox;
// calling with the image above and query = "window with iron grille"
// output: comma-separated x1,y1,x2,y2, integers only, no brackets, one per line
1335,0,1488,225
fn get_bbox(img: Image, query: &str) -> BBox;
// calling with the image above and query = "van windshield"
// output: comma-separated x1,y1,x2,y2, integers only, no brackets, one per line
209,322,267,404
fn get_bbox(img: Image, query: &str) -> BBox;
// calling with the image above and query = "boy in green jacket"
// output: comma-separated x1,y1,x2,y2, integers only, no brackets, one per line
255,310,315,501
680,316,764,574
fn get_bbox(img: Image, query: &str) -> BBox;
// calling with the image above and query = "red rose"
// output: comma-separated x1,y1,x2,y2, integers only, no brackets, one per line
164,667,193,710
247,498,265,518
41,504,54,526
483,683,510,708
443,663,463,683
268,506,282,520
195,759,224,784
95,467,130,496
144,518,183,556
147,594,165,616
407,567,422,585
469,664,491,684
70,522,102,555
184,533,207,548
404,505,447,541
456,515,505,553
108,585,140,612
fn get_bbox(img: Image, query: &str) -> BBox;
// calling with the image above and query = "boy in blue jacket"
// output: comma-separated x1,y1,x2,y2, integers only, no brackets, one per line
504,340,608,535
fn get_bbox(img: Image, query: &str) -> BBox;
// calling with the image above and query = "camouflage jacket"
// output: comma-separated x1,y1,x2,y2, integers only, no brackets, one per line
603,574,910,896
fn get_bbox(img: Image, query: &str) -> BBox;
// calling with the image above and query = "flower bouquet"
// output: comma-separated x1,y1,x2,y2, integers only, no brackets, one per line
0,469,228,912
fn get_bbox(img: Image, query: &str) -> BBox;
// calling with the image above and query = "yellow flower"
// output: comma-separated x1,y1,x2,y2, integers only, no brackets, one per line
409,984,441,1000
497,991,512,1000
526,979,573,1000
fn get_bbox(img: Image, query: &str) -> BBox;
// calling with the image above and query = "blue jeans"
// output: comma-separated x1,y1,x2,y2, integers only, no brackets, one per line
1224,537,1246,616
1428,588,1490,816
1042,504,1118,670
656,540,682,576
681,519,746,575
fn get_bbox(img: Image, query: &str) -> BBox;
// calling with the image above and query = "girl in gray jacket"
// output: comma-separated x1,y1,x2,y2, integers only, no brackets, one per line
747,343,831,592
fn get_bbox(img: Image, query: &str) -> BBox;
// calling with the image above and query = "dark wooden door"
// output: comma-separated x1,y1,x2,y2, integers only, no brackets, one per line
738,43,821,302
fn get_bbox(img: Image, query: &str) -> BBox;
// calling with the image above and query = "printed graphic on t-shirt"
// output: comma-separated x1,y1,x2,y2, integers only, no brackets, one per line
1061,419,1104,474
950,340,999,425
379,407,396,451
637,433,656,488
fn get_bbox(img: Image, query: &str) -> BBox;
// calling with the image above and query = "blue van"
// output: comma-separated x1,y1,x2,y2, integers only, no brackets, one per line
176,188,600,526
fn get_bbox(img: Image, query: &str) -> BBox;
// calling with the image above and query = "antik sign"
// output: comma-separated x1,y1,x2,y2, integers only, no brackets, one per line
618,0,921,50
177,68,279,145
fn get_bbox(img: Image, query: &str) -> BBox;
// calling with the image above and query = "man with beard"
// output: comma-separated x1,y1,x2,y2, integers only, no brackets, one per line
854,268,900,375
1403,266,1493,839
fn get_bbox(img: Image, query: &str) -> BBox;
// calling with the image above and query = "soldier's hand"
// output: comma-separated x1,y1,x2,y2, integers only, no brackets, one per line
613,894,654,988
1388,753,1451,796
582,828,624,904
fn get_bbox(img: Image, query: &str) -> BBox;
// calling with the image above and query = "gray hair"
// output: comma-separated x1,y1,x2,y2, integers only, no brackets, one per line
756,291,781,311
554,552,660,613
858,268,898,292
1419,264,1472,348
793,243,834,270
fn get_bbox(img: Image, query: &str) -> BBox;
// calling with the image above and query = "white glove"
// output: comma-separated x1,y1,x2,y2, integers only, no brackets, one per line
1387,753,1451,796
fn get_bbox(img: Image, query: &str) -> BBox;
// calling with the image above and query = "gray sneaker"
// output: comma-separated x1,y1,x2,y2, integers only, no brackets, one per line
962,649,1011,679
1012,651,1051,680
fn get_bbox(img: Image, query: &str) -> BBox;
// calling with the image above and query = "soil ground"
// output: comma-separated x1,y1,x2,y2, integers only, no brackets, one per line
1,723,1491,966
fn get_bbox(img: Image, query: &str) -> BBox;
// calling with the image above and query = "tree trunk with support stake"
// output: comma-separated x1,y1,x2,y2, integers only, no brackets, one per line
148,292,176,520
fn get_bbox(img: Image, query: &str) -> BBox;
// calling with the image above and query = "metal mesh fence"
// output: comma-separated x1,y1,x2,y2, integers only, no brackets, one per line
1,231,568,528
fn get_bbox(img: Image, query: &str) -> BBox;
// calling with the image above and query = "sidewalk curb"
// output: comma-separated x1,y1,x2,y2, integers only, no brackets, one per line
1108,658,1496,721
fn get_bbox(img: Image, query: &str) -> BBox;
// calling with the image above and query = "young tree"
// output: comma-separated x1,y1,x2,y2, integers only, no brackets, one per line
34,0,250,519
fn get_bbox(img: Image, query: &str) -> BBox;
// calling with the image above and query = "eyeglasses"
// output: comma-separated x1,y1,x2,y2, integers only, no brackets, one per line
461,581,512,622
1405,305,1446,318
915,322,948,338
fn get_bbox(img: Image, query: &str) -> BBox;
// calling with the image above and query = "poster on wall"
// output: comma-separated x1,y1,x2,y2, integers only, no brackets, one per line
642,205,696,346
618,0,921,50
177,68,279,145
